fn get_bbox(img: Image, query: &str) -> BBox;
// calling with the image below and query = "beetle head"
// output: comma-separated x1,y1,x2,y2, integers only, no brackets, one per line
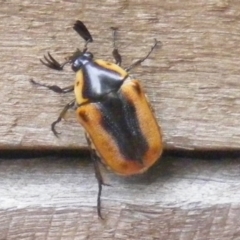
72,52,94,72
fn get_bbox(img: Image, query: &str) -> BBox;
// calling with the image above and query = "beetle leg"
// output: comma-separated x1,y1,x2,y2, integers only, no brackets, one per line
92,156,104,219
111,27,122,66
86,137,104,219
126,39,162,72
30,79,74,94
92,152,112,219
85,135,111,219
40,52,70,71
51,99,75,136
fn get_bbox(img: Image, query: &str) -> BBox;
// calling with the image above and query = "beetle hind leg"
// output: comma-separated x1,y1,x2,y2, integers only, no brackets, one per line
126,39,162,72
111,27,122,66
93,158,105,219
85,135,110,219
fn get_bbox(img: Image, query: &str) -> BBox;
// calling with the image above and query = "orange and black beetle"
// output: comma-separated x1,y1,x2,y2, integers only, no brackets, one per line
31,20,163,218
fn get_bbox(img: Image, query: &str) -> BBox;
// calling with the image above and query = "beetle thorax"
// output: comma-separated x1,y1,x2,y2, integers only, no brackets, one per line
74,59,128,104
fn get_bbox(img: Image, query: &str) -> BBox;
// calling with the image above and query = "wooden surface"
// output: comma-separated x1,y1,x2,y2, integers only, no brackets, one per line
1,1,240,239
0,0,240,150
1,154,240,239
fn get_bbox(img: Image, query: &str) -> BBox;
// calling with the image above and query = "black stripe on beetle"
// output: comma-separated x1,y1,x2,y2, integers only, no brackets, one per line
97,91,149,163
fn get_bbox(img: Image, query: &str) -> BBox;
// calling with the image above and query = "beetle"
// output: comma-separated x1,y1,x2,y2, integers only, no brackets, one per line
30,20,163,219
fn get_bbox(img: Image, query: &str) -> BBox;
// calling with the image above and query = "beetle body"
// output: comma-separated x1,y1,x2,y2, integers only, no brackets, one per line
32,20,163,218
74,56,162,175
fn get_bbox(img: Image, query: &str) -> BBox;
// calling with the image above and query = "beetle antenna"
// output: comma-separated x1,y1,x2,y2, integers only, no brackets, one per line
83,39,92,53
73,20,93,53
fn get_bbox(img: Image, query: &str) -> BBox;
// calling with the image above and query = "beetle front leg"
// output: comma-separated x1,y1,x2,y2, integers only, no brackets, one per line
51,99,75,136
40,52,70,71
126,39,162,72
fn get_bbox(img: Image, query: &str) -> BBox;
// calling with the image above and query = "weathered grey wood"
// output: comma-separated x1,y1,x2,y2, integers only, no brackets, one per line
1,156,240,239
0,0,240,150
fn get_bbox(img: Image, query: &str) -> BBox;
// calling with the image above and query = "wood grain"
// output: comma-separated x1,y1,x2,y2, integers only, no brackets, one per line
1,2,240,238
0,0,240,151
1,155,240,239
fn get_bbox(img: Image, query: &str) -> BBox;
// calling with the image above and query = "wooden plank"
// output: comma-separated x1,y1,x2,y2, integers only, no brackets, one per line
1,155,240,239
1,0,240,150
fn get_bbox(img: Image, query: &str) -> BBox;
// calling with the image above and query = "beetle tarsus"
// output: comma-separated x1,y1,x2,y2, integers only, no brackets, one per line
93,159,105,220
97,180,104,219
51,119,62,137
95,176,111,219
